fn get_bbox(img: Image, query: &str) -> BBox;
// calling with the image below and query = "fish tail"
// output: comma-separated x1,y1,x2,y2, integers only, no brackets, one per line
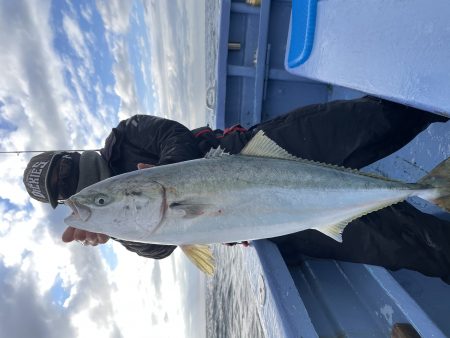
419,157,450,212
180,244,215,276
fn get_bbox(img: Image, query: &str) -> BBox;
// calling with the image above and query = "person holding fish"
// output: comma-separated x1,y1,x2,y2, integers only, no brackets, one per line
23,96,450,282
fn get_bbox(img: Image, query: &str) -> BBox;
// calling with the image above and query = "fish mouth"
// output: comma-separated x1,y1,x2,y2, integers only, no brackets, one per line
64,198,92,223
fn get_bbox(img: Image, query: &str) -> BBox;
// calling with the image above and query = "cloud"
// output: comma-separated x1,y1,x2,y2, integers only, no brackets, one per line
95,0,133,34
95,0,142,120
0,0,70,150
151,260,162,296
63,14,94,74
152,313,158,325
0,203,117,337
0,264,75,338
110,39,142,120
64,246,122,336
173,252,207,338
0,0,102,206
0,202,133,338
60,55,112,148
143,0,207,128
80,4,93,23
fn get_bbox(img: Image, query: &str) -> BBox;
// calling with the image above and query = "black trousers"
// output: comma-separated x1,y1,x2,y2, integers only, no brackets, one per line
226,96,450,283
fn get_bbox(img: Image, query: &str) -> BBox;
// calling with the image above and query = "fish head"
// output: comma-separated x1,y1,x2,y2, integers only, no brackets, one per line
63,175,166,241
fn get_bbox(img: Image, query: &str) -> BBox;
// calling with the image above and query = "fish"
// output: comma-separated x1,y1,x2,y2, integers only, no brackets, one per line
64,131,450,275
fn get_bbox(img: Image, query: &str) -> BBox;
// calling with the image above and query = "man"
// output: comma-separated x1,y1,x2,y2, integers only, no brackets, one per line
23,96,450,282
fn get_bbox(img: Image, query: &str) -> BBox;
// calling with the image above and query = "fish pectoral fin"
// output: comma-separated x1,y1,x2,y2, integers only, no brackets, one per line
180,245,215,276
313,222,348,243
169,202,213,219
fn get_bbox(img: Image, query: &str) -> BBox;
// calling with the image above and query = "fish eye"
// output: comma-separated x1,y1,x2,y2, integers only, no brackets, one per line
94,195,109,206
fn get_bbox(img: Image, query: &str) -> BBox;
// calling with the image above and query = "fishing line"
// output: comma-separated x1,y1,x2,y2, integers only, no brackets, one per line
0,149,101,155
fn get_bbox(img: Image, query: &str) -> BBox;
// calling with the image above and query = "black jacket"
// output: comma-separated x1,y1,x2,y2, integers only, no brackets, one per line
100,115,203,259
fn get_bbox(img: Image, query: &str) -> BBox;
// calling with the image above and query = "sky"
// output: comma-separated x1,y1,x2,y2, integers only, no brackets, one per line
0,0,208,337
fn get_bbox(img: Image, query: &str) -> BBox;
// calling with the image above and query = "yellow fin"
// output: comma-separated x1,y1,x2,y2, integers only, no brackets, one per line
180,245,215,276
419,157,450,212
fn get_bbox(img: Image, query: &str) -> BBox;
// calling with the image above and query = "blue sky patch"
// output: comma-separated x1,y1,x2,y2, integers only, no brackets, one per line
0,197,20,212
100,243,118,270
50,274,71,307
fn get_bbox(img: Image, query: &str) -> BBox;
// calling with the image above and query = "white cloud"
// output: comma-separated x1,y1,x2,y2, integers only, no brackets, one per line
95,0,143,120
0,265,76,338
0,0,71,206
110,39,142,120
80,4,94,23
61,55,112,148
0,1,69,148
0,0,128,155
143,0,207,128
0,205,81,337
63,14,94,74
95,0,133,34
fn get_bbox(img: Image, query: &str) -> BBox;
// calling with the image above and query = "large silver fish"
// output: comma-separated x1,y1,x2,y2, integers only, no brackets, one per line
64,131,450,275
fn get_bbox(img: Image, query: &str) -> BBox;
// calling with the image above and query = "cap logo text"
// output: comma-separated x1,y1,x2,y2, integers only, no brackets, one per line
27,161,49,199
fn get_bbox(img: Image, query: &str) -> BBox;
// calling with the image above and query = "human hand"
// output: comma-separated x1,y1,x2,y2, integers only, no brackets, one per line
137,163,155,170
62,226,110,246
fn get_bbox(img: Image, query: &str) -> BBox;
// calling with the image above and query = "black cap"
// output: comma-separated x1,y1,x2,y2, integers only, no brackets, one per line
23,152,65,208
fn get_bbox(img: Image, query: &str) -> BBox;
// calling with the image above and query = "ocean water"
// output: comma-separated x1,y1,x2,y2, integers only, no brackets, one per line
205,245,265,338
204,2,266,336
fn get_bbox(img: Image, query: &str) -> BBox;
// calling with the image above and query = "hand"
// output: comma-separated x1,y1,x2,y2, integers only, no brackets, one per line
62,226,110,246
137,163,155,170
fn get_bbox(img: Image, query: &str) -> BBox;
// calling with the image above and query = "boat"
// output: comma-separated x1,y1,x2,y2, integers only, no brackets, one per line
213,0,450,337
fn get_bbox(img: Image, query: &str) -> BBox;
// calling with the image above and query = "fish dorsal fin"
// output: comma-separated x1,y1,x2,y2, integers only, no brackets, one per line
240,130,299,160
205,146,230,159
241,131,400,182
180,244,215,276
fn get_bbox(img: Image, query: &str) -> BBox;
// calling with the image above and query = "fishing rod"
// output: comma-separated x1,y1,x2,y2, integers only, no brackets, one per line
0,149,101,155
